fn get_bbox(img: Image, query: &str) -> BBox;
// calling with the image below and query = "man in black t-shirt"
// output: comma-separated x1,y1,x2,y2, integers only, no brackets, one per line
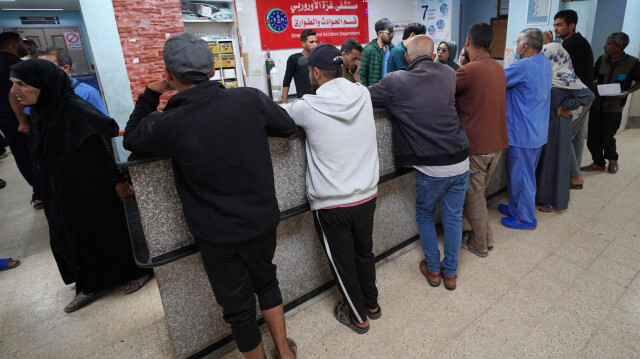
281,29,317,103
544,10,594,188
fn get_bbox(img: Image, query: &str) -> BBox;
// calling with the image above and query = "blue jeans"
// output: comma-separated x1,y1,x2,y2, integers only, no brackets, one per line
415,169,469,277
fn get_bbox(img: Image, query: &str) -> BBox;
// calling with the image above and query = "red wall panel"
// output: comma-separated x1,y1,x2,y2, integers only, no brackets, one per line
112,0,184,108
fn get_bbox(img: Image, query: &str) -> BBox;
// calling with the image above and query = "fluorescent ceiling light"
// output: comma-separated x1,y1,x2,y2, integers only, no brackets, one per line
2,8,64,10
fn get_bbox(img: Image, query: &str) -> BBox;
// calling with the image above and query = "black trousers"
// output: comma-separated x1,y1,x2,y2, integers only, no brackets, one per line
313,198,378,324
0,112,33,191
587,109,622,167
197,229,283,352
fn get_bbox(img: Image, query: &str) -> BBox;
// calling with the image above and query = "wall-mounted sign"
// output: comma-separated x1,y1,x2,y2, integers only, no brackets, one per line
63,32,83,50
256,0,369,50
526,0,551,25
417,0,452,41
19,16,60,25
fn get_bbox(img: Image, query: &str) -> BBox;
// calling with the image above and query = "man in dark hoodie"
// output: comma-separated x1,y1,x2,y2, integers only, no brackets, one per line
123,32,298,359
369,35,470,291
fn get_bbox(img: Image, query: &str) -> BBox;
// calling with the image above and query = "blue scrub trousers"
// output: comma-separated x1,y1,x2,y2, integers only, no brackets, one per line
506,146,542,224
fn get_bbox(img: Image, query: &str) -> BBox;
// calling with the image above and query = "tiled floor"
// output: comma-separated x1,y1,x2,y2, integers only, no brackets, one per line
2,130,640,359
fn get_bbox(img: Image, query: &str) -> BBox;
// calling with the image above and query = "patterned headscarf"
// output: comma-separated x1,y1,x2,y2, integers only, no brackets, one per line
542,42,587,90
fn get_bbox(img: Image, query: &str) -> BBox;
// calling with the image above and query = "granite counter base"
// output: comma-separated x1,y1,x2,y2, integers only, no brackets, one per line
155,173,417,359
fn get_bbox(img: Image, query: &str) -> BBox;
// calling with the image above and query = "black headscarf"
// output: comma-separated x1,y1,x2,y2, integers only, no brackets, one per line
10,59,118,170
437,40,460,71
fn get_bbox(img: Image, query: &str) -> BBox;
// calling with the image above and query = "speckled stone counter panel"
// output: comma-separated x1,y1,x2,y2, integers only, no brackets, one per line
154,173,417,359
129,116,399,258
269,131,307,211
129,160,194,257
374,111,396,175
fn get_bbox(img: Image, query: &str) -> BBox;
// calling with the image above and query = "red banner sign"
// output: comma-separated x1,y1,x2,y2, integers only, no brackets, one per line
256,0,369,50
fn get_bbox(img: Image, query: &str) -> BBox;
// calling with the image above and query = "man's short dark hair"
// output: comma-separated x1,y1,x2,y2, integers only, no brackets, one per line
467,23,493,50
0,32,21,50
403,23,426,40
37,46,74,69
554,10,578,26
309,64,341,80
301,29,317,42
341,38,363,54
608,32,630,50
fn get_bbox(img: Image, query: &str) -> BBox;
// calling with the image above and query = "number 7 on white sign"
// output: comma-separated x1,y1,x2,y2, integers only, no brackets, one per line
422,5,429,20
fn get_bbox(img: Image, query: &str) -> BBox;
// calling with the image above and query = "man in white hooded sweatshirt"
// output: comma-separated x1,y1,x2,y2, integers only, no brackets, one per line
281,43,380,335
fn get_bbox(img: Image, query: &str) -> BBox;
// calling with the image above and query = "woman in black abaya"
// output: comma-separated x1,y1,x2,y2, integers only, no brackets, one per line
9,59,151,312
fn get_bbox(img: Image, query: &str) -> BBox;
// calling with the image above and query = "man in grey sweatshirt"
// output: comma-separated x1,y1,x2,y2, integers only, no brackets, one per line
281,43,380,335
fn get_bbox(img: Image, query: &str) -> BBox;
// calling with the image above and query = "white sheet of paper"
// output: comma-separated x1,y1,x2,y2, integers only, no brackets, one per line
597,83,626,96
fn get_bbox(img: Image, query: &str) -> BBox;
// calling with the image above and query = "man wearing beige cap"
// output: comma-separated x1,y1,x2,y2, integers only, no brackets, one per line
124,32,298,359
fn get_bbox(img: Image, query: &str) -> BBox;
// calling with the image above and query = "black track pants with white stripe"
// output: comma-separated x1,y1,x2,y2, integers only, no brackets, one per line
313,198,378,324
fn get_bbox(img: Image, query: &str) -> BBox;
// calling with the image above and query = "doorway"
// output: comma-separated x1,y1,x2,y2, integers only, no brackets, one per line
3,26,91,75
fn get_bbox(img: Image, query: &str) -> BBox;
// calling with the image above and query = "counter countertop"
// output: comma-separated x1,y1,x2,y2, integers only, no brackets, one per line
113,107,390,168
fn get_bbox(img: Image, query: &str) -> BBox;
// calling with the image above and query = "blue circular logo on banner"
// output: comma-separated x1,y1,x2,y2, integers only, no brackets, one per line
428,25,436,36
440,3,449,15
437,19,445,30
265,9,288,33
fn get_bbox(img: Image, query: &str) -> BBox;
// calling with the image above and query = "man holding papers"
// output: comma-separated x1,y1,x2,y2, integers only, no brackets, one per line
583,32,640,174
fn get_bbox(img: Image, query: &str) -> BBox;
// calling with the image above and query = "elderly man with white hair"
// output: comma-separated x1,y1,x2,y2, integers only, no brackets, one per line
498,28,552,230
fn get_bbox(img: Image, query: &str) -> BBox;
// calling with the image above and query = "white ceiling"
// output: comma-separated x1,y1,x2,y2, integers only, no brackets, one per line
0,0,80,11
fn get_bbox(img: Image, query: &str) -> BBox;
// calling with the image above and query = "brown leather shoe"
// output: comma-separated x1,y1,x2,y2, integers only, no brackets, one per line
608,160,618,174
441,272,457,291
580,163,605,172
419,260,440,287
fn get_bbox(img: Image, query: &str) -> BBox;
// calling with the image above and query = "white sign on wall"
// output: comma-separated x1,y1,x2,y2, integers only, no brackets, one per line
63,32,83,50
417,0,451,41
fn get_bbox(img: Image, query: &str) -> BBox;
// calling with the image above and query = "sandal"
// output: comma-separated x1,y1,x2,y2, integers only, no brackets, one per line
538,204,557,213
64,288,113,313
124,272,153,294
333,301,369,334
0,258,20,271
461,232,488,258
366,306,382,320
275,337,297,359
